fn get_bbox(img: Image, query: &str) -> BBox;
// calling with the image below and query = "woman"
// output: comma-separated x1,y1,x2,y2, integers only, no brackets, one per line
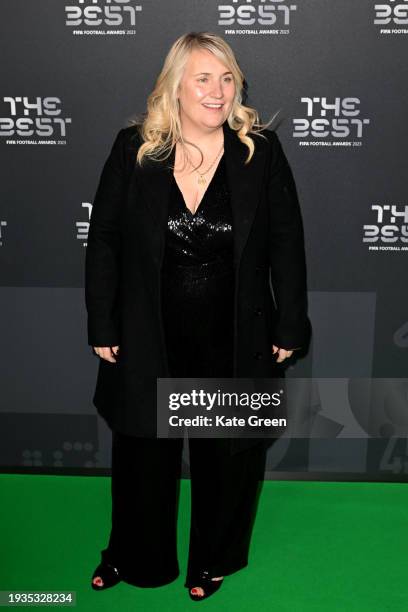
85,32,309,600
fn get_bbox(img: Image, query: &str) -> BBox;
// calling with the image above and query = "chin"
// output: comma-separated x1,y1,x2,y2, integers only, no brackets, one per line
200,115,227,128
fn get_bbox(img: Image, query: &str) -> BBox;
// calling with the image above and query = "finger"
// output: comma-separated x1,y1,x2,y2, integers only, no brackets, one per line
104,347,117,363
95,347,117,363
272,346,283,362
273,346,286,362
280,347,295,355
94,347,105,358
276,348,290,363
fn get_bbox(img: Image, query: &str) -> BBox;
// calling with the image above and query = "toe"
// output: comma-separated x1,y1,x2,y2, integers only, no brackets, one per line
191,587,204,597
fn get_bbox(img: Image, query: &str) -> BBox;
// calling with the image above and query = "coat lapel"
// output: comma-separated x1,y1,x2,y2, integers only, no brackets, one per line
132,121,266,269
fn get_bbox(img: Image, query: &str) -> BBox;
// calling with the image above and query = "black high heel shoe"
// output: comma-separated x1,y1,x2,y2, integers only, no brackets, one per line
188,570,224,601
91,561,121,590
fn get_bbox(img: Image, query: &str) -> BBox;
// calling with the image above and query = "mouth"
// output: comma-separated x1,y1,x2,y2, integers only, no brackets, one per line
202,103,224,111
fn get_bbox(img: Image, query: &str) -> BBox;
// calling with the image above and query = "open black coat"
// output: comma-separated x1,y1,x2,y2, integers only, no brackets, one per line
85,120,310,455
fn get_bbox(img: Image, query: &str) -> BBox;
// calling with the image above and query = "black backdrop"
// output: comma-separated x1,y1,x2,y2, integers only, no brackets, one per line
1,0,407,481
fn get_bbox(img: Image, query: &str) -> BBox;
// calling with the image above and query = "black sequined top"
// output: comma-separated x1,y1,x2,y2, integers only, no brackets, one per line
160,153,235,377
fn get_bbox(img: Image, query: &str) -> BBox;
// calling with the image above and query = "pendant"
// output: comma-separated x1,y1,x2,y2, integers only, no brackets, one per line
197,175,206,185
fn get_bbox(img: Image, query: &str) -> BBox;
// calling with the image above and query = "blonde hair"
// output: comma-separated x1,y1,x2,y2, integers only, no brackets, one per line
129,31,280,167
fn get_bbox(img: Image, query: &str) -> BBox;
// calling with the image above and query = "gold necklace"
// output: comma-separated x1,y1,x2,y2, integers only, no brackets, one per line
194,143,224,185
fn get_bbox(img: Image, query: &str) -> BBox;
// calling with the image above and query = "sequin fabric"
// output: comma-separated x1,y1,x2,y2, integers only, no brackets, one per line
160,153,235,377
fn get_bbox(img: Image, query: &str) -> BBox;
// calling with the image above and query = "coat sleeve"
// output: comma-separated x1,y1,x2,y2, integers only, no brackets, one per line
266,131,310,350
85,128,126,347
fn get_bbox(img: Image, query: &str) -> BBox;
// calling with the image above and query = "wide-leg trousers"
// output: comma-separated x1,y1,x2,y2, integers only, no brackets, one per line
99,430,267,588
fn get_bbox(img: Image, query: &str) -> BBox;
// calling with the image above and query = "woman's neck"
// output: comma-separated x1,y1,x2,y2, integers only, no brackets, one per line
178,122,224,149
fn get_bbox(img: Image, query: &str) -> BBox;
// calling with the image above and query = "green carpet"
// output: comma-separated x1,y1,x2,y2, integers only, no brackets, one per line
1,474,406,611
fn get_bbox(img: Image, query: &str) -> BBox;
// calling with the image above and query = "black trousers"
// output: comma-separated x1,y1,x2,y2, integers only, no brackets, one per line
99,431,267,588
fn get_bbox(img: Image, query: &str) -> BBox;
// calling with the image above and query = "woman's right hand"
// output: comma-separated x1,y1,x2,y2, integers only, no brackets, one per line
93,346,119,363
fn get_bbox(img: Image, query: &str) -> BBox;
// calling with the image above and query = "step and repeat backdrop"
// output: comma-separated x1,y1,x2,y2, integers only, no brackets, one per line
1,0,407,480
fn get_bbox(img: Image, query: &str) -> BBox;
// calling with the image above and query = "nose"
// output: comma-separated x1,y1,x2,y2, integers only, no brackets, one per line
209,80,224,99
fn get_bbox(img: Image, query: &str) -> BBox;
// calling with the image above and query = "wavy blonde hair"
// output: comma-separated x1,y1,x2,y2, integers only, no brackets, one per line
129,31,280,167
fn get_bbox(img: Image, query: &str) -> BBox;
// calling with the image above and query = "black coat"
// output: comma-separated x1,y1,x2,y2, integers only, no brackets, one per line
85,120,311,455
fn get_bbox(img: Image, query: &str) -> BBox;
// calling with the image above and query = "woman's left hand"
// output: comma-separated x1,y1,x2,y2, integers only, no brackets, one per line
272,345,295,363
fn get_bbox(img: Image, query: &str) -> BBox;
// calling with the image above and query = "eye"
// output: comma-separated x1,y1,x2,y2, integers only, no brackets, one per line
224,76,233,82
198,77,208,83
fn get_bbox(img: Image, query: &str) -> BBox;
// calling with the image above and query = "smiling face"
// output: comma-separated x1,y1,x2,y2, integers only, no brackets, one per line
176,48,236,134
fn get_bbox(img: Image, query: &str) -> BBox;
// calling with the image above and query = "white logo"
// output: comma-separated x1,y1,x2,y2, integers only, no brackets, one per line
219,0,297,35
374,1,408,34
364,204,408,251
0,97,72,142
65,0,143,35
293,97,370,144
